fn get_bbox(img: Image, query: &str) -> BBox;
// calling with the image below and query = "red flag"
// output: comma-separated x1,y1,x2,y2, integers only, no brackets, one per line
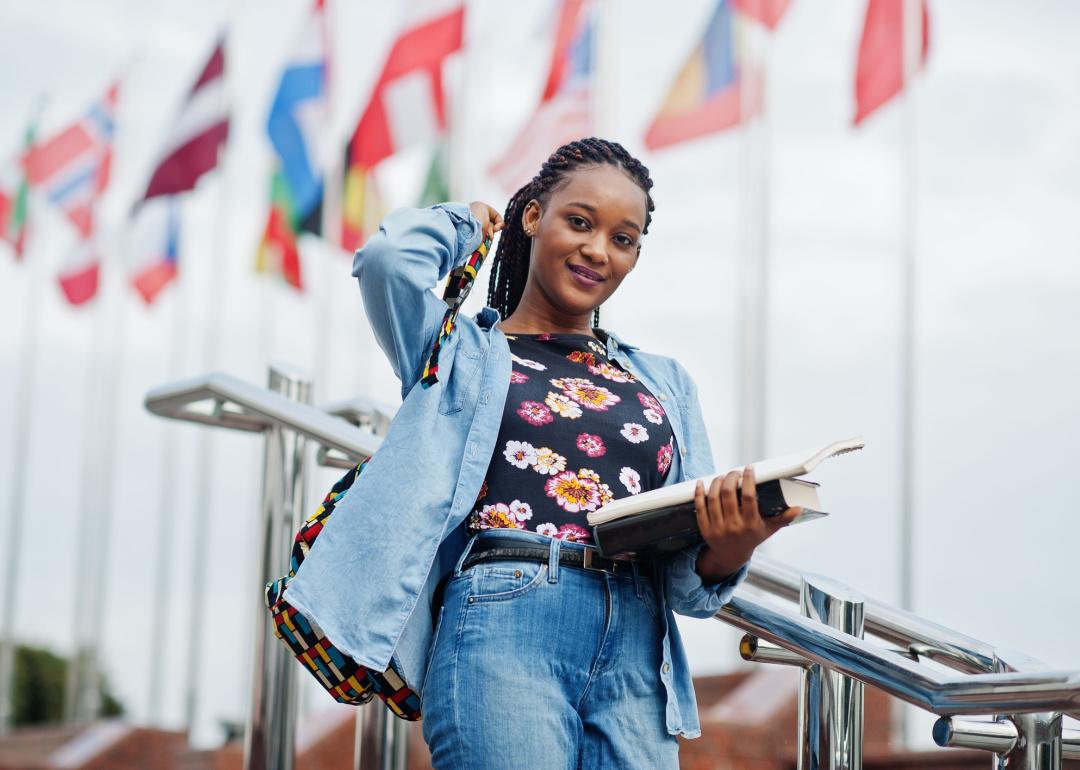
344,4,463,170
853,0,929,125
731,0,792,30
488,0,593,193
141,40,229,200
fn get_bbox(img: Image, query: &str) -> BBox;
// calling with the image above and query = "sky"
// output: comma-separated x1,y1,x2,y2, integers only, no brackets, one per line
0,0,1078,751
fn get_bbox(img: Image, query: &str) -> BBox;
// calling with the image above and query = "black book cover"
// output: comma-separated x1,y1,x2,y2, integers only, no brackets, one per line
592,479,823,558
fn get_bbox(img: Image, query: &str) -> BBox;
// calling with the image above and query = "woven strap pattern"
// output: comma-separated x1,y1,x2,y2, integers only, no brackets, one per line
264,457,423,719
419,236,492,388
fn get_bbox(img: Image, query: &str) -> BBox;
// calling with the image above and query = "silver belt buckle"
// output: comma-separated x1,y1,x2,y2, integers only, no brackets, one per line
581,549,609,573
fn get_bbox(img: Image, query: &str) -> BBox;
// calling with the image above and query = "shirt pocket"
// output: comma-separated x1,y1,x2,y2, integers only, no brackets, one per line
438,343,486,416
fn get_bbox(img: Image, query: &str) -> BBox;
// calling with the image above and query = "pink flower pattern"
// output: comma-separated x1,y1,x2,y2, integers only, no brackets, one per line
471,335,675,543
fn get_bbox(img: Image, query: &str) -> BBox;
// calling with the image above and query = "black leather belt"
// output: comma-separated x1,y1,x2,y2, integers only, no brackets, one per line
462,536,654,578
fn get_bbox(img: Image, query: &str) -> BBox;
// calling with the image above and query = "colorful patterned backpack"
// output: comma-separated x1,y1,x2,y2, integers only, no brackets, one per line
264,235,491,720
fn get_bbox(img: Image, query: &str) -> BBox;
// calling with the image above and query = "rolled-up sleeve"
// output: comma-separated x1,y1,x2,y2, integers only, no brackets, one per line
663,544,748,618
352,203,482,394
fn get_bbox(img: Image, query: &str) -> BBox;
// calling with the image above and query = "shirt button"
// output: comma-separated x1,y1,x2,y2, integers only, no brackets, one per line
658,394,667,402
680,447,686,457
662,663,671,674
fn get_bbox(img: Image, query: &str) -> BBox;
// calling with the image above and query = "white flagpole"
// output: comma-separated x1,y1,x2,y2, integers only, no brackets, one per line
147,198,187,726
898,0,921,617
315,0,340,405
593,0,615,138
893,0,921,748
448,0,472,201
183,140,232,736
0,169,48,733
735,17,771,467
63,217,131,724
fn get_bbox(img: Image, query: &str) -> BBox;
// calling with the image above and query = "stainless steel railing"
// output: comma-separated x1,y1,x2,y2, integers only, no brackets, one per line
723,560,1080,770
146,369,1080,770
145,369,395,770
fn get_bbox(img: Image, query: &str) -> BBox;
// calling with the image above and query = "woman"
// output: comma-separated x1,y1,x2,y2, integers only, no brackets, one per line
284,138,799,769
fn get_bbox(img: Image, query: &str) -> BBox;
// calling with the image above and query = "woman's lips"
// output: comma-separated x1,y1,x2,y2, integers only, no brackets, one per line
568,264,606,286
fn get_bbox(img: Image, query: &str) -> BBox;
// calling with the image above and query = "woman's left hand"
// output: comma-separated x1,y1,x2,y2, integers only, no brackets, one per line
693,465,801,584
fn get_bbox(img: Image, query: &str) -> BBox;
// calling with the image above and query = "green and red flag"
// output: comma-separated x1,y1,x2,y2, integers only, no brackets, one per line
0,118,37,259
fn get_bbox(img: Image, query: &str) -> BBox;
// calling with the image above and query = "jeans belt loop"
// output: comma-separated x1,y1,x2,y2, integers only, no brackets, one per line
631,561,644,598
547,537,561,583
454,533,480,576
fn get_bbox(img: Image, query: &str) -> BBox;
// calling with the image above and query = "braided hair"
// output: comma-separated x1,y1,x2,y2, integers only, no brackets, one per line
486,137,656,327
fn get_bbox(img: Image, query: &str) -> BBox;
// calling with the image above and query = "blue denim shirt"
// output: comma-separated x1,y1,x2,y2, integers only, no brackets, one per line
284,203,748,738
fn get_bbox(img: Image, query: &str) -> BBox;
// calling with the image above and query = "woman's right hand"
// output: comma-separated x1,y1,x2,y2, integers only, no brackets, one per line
470,201,505,241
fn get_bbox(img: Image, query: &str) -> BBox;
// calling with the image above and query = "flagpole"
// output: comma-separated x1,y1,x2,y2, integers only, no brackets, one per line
183,139,232,737
315,0,339,406
895,0,921,747
0,170,48,733
735,17,771,468
593,0,615,138
448,0,471,201
147,199,187,726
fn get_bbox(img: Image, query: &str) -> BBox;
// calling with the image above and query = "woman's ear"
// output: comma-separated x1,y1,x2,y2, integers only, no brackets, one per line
522,199,541,236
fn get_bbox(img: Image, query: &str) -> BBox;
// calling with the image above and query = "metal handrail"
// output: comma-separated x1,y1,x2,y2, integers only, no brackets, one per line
745,556,1046,674
719,588,1080,716
145,371,382,459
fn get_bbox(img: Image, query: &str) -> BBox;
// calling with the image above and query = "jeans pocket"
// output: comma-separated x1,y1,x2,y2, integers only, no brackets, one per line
638,580,662,622
466,560,548,603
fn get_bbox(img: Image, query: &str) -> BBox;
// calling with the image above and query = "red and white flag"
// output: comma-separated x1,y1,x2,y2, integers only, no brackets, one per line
488,0,593,193
853,0,929,125
141,39,229,200
343,1,464,170
22,83,118,304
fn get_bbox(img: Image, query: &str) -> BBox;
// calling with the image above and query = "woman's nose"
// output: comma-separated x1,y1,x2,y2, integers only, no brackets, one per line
579,232,608,263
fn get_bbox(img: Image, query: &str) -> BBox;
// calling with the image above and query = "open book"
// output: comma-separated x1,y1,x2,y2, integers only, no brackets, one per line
587,437,864,557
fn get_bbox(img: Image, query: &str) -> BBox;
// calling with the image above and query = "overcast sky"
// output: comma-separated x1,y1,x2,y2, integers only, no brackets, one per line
0,0,1077,750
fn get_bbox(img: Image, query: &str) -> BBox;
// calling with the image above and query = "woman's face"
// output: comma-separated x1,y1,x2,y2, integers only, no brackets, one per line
520,164,647,321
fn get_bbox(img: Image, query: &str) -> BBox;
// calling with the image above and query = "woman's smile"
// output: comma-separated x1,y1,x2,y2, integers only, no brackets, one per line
567,263,606,286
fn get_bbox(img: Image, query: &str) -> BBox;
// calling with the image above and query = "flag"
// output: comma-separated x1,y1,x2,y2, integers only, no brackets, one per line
23,84,117,239
488,0,593,193
341,0,463,249
256,0,327,290
340,156,384,252
731,0,792,30
141,39,229,200
22,83,118,304
853,0,929,126
644,1,757,150
0,118,37,259
417,142,450,208
255,168,305,288
129,196,181,304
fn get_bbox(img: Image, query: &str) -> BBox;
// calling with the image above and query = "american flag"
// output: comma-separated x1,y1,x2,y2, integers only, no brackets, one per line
488,0,594,194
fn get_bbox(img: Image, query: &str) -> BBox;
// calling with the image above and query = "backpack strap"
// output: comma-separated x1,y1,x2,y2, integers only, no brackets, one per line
419,236,492,388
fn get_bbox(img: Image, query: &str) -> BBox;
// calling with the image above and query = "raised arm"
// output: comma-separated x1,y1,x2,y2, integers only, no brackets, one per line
352,203,483,395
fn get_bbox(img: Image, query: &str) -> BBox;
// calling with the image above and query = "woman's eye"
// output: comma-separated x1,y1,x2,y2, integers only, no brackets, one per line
568,215,589,229
614,234,635,247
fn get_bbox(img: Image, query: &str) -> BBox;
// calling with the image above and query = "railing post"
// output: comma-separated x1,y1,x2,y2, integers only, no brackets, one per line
243,366,312,770
353,704,407,770
1005,713,1063,770
798,575,866,770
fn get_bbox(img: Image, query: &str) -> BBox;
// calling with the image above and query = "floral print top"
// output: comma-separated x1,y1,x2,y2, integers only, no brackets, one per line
468,332,676,544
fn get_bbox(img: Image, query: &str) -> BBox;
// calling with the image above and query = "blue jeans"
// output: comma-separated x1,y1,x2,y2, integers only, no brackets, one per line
421,530,679,769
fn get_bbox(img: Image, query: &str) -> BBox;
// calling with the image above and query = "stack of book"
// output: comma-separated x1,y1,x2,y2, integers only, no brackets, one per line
586,437,865,558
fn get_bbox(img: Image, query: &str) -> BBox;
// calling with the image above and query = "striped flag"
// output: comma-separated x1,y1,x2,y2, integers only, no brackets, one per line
256,0,327,290
129,196,181,304
341,0,463,250
0,118,37,259
853,0,929,125
141,39,229,200
22,83,118,304
488,0,593,193
339,159,384,253
644,1,767,150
